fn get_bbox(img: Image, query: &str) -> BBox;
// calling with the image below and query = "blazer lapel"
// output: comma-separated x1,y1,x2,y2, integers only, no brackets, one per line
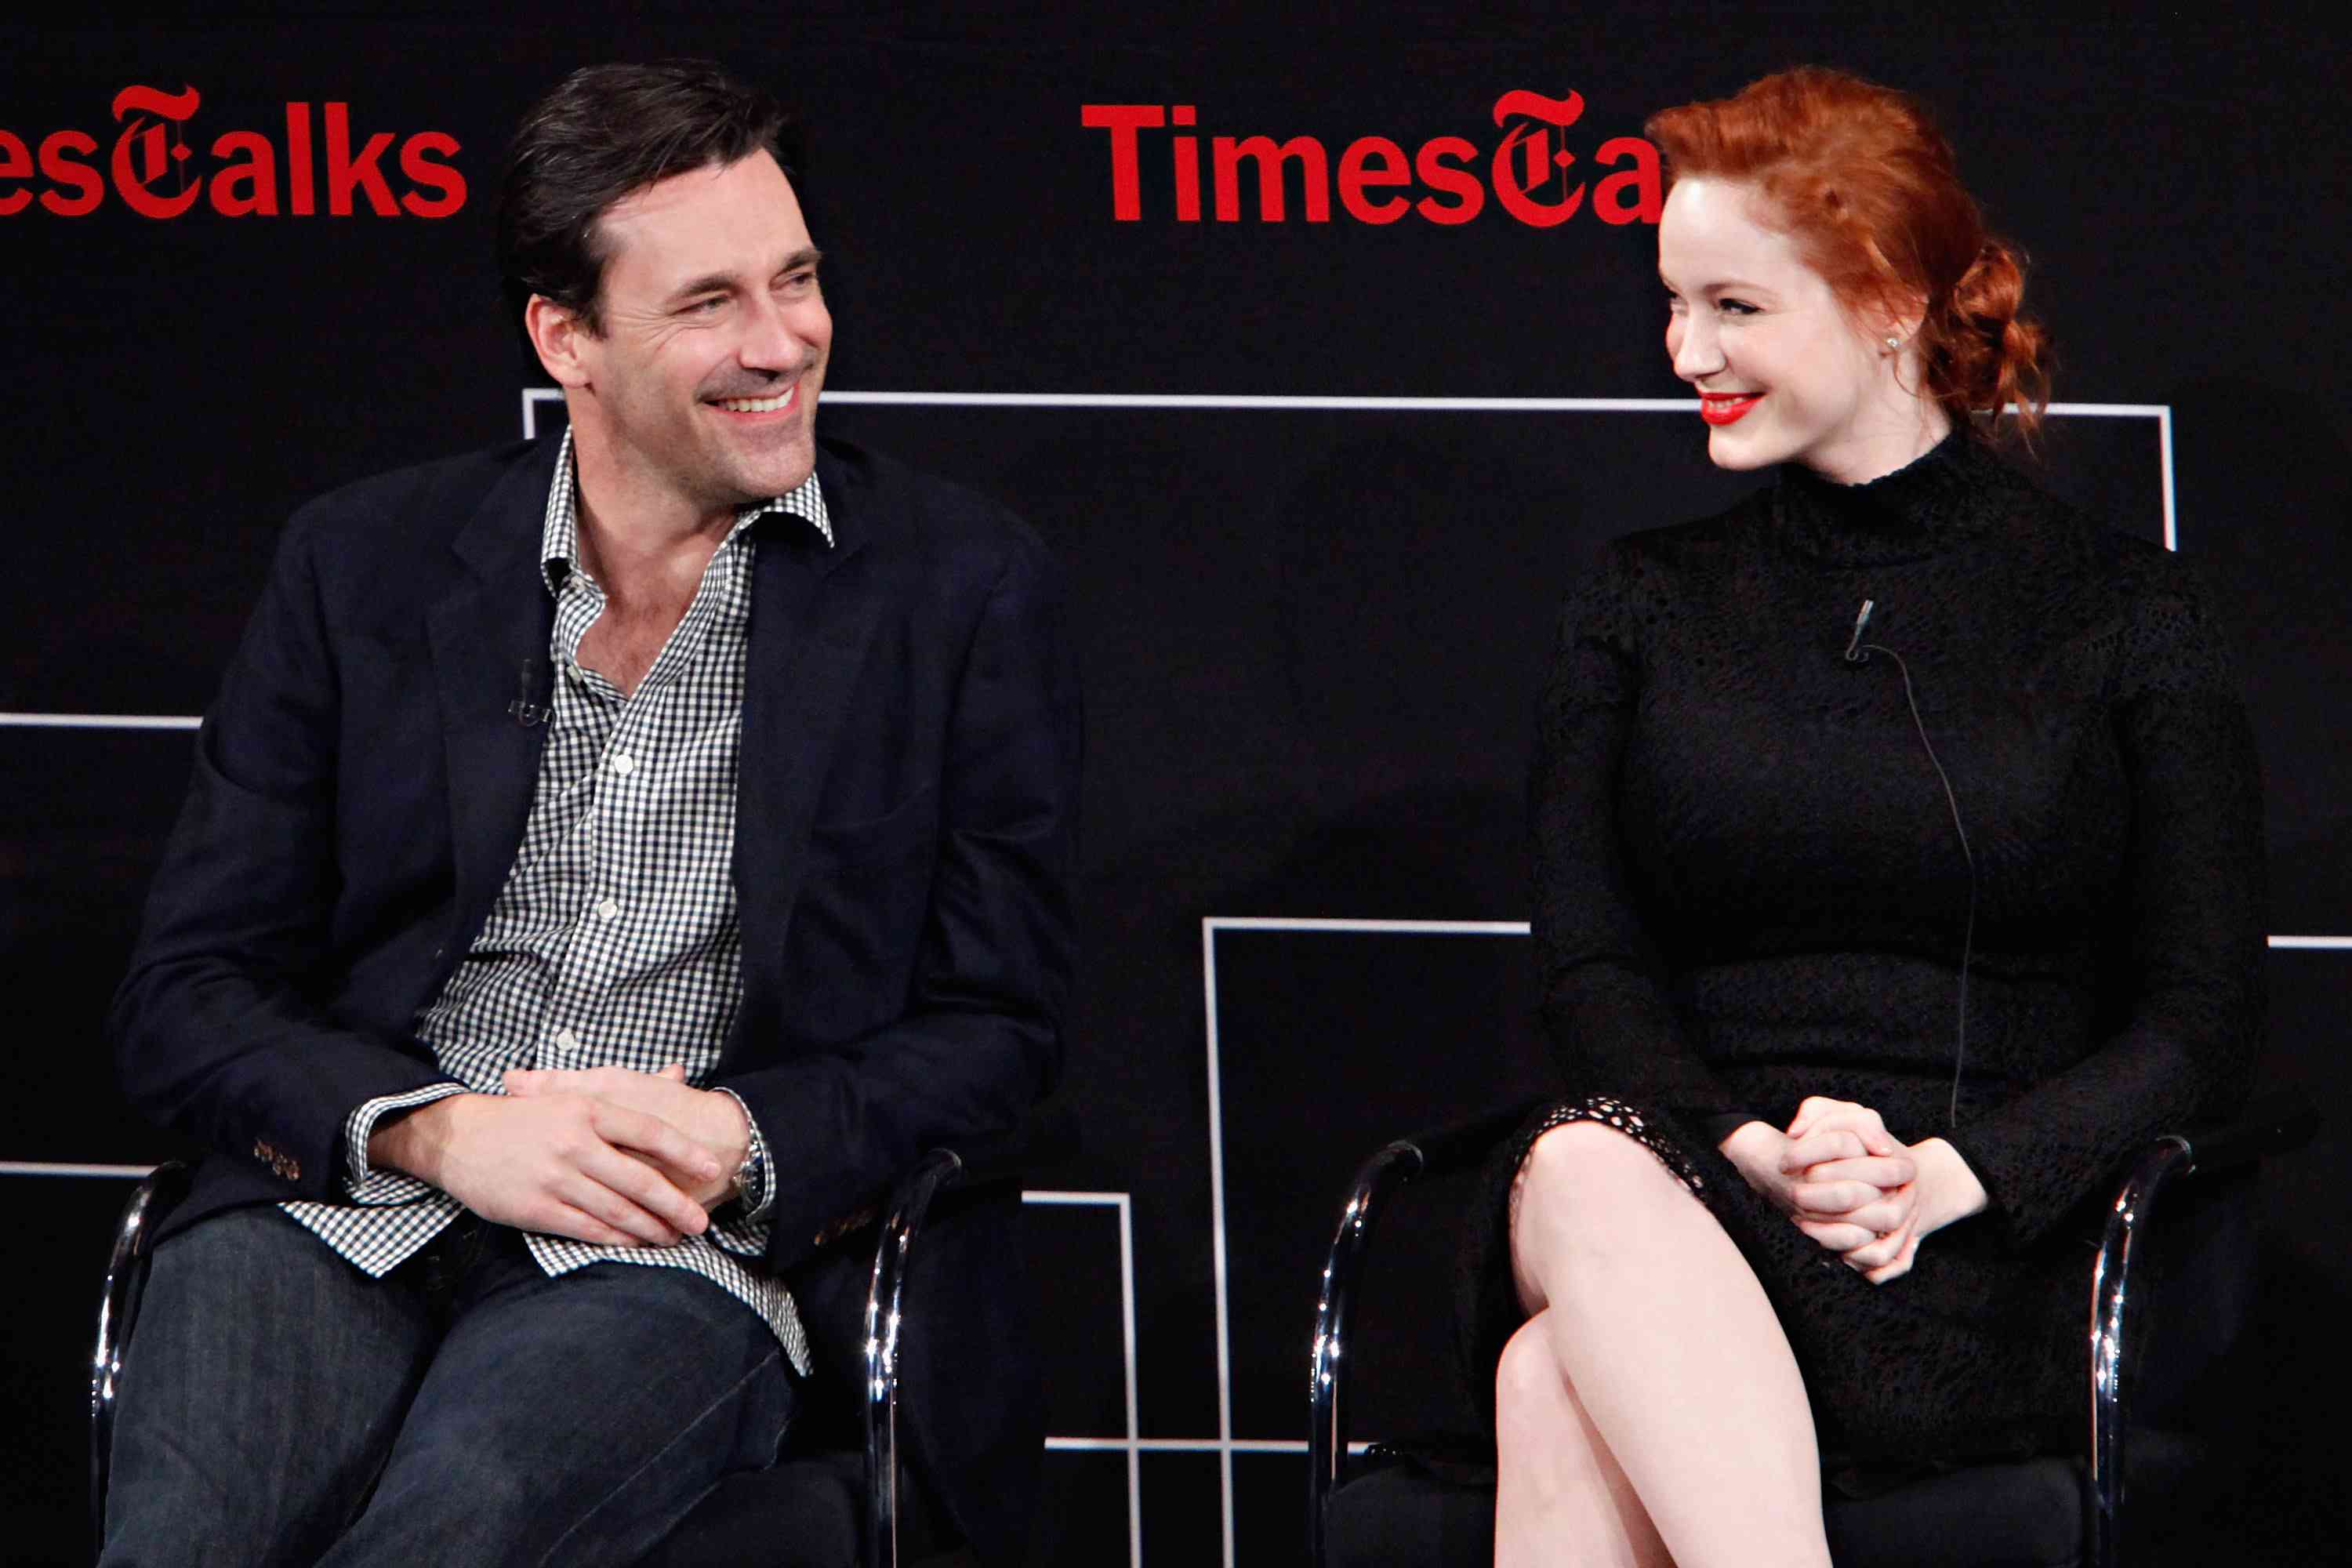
427,440,562,953
734,445,883,1044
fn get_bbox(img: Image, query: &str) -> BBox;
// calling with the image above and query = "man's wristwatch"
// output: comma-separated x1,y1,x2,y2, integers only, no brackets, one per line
726,1142,764,1215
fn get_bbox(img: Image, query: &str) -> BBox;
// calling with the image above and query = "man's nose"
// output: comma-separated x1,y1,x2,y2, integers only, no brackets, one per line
737,293,809,372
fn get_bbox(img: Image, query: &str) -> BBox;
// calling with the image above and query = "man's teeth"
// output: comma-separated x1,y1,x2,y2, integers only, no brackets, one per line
717,392,793,412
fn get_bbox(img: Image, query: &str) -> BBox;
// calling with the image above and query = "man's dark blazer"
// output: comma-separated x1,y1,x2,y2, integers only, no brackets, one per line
109,430,1081,1566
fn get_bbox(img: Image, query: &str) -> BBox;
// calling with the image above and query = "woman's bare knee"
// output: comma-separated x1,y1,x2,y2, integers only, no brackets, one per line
1494,1312,1567,1429
1512,1121,1704,1309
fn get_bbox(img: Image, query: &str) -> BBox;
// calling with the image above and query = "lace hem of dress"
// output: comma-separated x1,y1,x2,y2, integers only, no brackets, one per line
1517,1094,1708,1196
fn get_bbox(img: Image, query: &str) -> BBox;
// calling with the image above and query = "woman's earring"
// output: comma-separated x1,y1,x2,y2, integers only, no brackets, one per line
1884,335,1901,352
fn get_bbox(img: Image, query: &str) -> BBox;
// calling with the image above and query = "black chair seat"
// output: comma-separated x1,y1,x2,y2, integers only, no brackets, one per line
1823,1457,2082,1568
1326,1449,1495,1568
1326,1444,2085,1568
648,1455,863,1568
643,1451,971,1568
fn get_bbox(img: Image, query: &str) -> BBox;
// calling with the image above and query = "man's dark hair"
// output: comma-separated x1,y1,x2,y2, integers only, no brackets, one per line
498,60,801,339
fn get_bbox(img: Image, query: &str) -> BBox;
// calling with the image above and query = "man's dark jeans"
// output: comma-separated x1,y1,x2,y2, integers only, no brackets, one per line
99,1203,798,1566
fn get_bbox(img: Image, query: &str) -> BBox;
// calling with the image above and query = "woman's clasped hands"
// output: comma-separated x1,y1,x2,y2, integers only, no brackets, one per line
1719,1097,1989,1285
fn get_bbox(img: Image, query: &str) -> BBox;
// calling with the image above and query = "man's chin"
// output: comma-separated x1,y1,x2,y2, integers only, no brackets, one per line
714,433,818,503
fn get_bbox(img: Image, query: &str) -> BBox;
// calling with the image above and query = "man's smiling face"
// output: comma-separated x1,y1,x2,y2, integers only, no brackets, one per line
566,150,832,518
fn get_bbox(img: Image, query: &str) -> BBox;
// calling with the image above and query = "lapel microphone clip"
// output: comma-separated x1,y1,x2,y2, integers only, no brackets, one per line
1843,598,1876,663
510,657,550,728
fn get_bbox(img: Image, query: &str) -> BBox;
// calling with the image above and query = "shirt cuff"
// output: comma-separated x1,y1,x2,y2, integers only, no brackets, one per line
712,1087,775,1222
343,1082,469,1205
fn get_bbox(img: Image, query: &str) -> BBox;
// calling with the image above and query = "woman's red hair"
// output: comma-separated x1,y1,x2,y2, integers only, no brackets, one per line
1646,67,2052,445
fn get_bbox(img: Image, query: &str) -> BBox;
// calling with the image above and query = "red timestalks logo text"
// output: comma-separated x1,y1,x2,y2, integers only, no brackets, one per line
1080,90,1661,227
0,85,466,220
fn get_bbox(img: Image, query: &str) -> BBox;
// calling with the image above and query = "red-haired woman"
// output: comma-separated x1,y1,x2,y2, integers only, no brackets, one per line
1470,67,2265,1566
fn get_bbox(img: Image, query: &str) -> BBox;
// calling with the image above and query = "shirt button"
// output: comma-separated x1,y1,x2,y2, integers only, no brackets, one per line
597,898,621,921
610,751,636,775
551,1027,580,1054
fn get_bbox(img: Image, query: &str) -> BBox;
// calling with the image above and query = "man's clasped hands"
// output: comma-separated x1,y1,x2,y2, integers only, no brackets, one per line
1719,1097,1989,1283
368,1062,751,1252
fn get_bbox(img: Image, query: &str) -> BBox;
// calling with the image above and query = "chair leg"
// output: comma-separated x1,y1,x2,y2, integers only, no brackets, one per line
1308,1139,1425,1568
866,1151,964,1568
89,1162,190,1555
2087,1138,2191,1568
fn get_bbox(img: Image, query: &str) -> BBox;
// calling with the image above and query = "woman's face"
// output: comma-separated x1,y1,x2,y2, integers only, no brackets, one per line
1657,176,1947,485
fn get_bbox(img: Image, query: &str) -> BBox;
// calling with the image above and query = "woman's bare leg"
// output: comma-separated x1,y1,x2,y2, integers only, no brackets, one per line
1500,1120,1831,1568
1493,1311,1671,1568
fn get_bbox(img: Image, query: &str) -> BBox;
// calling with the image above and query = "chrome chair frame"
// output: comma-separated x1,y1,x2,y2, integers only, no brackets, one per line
1306,1098,1534,1566
87,1158,190,1552
1307,1091,2318,1568
863,1148,964,1568
89,1136,1030,1568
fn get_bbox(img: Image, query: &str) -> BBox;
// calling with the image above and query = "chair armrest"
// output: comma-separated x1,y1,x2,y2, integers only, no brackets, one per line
2085,1088,2324,1568
860,1102,1076,1568
1306,1098,1538,1566
1392,1097,1550,1181
91,1160,192,1550
2180,1088,2321,1176
1307,1138,1420,1566
935,1098,1082,1192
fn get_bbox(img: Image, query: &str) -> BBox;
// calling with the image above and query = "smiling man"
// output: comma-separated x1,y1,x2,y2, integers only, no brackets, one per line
103,61,1079,1567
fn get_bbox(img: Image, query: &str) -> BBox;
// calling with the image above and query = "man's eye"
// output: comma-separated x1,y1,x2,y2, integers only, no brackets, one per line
684,297,726,316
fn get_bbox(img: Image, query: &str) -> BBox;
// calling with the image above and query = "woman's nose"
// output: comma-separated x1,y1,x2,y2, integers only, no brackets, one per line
1671,315,1723,383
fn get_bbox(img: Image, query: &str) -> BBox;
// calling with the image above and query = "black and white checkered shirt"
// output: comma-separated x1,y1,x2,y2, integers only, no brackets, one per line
284,428,830,1373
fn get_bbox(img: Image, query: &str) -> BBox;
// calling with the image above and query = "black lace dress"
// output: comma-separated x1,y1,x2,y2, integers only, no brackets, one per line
1463,432,2266,1472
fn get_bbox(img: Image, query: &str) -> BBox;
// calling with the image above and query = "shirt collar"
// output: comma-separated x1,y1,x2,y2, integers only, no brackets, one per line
538,426,833,594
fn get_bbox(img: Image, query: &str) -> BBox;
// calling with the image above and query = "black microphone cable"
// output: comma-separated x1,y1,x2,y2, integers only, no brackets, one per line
1845,599,1977,1128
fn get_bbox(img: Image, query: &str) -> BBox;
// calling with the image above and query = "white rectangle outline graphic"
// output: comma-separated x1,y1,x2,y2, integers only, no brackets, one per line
1,391,2176,739
1028,1190,1146,1568
1203,919,1534,1563
524,386,2174,547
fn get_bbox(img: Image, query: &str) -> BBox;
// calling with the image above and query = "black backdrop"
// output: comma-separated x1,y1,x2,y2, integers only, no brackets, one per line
4,6,2344,1564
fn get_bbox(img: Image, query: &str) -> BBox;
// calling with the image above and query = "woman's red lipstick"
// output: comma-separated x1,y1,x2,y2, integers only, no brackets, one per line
1699,393,1762,426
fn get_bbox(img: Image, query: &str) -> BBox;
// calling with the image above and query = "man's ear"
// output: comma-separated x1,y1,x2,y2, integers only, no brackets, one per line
524,295,593,390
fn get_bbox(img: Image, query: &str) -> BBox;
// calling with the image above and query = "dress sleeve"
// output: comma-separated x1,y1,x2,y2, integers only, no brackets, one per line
1530,543,1762,1143
1944,560,2267,1249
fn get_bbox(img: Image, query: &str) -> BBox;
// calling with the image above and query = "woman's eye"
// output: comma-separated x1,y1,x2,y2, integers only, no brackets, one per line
1720,299,1759,317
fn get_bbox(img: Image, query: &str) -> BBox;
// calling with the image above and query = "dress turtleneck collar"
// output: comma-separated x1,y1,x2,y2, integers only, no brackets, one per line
1770,431,2021,568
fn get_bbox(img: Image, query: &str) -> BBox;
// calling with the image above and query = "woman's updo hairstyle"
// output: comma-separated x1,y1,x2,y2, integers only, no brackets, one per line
1646,67,2052,444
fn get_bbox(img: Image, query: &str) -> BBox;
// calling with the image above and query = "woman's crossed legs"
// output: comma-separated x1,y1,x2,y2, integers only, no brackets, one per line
1497,1119,1831,1568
